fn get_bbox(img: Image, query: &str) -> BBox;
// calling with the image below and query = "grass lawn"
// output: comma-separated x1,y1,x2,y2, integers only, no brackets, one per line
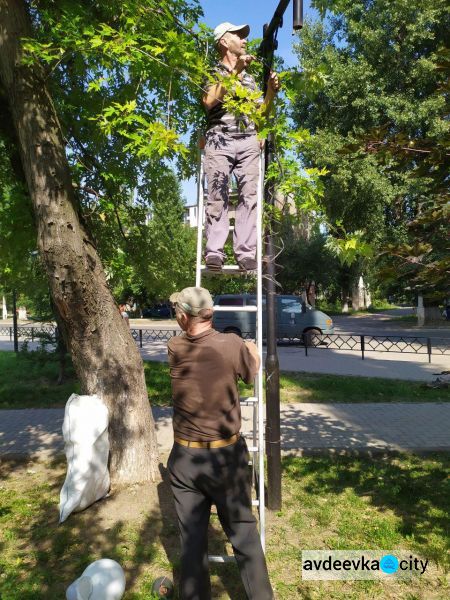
0,453,448,599
386,315,419,323
0,351,448,409
0,350,80,408
279,371,450,403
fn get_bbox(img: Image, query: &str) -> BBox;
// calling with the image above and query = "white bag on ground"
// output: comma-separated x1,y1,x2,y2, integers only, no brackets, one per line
59,394,110,523
66,558,126,600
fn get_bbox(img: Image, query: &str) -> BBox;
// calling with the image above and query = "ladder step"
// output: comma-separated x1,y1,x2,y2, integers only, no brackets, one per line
201,225,234,231
208,555,236,564
201,265,241,275
213,306,257,313
240,396,257,405
203,192,239,200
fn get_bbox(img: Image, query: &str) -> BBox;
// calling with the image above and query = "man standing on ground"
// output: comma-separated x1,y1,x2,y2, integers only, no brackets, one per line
167,286,274,600
202,22,280,273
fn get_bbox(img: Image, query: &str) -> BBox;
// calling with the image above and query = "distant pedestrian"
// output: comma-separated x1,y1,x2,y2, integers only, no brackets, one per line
119,304,129,327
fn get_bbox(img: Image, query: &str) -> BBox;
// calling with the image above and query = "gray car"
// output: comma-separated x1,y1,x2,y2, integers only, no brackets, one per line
213,294,334,342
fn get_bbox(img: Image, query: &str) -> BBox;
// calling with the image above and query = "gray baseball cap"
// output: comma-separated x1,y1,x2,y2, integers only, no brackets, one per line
214,22,250,42
169,287,214,316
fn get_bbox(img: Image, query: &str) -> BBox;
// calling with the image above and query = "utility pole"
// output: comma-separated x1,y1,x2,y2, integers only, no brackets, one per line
259,0,303,510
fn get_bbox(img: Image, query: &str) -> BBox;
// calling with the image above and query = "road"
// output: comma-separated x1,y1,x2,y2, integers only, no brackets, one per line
332,307,450,338
128,307,450,339
1,309,449,381
2,307,450,338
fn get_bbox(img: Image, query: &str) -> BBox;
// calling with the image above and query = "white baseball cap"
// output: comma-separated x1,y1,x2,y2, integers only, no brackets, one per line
214,22,250,42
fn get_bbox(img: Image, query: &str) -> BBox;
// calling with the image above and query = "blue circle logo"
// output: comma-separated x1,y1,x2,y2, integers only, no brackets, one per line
380,554,399,574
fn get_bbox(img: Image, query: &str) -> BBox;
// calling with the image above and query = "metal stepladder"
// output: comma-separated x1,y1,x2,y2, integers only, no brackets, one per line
195,149,266,561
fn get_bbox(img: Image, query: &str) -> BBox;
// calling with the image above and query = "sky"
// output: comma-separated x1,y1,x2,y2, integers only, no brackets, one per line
181,0,319,205
201,0,317,68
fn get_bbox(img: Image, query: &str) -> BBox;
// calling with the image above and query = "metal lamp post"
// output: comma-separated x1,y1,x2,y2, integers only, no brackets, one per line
259,0,303,510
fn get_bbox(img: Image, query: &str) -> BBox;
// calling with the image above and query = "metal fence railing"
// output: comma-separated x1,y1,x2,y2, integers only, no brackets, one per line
236,331,449,362
0,324,57,340
300,333,449,362
1,325,449,363
130,328,182,344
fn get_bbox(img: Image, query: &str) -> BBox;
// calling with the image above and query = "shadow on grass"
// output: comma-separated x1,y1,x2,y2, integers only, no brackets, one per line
0,458,158,598
157,463,246,600
283,453,450,567
0,456,247,599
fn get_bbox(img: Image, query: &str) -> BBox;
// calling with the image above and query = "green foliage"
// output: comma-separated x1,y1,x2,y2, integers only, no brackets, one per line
1,1,211,303
2,350,448,409
80,169,197,303
23,0,208,176
325,230,373,267
295,0,450,299
0,135,50,306
220,73,267,132
10,0,428,311
277,221,338,295
1,0,336,307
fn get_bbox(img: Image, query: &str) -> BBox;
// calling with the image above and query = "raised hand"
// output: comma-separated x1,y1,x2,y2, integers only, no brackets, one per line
234,54,256,74
268,71,280,93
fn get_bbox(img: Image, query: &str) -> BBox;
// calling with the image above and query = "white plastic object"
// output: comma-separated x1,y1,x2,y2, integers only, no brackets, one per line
66,559,126,600
59,394,110,523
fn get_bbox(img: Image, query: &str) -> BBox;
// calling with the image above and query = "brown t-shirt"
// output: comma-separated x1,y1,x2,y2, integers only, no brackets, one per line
167,328,257,441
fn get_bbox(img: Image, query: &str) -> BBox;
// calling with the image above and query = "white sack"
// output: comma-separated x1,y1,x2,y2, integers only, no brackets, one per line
59,394,110,523
66,558,126,600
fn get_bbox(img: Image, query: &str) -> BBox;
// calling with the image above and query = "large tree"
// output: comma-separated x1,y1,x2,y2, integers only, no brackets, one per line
0,0,159,485
0,0,205,484
291,0,449,308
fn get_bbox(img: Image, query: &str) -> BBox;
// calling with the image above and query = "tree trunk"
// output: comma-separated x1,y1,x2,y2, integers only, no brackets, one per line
0,0,159,485
341,288,349,313
364,286,372,309
352,276,365,311
424,306,443,325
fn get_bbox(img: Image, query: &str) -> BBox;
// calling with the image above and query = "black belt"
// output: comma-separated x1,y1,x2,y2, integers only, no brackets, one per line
174,433,240,449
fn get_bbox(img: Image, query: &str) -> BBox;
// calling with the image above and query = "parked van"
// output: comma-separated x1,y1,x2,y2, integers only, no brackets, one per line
213,294,334,342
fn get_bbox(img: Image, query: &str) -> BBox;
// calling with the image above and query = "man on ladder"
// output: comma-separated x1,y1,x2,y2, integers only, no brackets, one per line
202,22,280,273
166,286,274,600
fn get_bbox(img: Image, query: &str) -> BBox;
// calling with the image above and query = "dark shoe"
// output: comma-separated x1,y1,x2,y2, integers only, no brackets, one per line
205,255,223,271
238,257,257,272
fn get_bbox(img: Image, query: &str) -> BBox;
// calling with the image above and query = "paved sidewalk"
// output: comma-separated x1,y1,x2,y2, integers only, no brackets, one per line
1,403,449,460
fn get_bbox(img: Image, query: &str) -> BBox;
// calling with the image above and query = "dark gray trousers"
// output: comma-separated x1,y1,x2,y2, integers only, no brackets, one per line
168,436,273,600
